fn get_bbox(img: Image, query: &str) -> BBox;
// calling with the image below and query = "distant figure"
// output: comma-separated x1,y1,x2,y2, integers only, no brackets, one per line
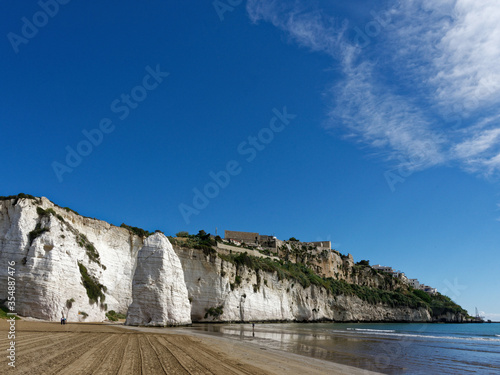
252,323,255,337
61,316,64,325
63,317,67,325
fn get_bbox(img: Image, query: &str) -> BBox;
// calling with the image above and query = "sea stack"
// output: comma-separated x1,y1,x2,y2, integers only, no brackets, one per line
125,232,191,326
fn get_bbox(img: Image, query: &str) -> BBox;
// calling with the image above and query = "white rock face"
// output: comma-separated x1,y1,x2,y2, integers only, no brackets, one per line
0,195,434,324
126,233,191,326
174,247,431,322
0,197,142,322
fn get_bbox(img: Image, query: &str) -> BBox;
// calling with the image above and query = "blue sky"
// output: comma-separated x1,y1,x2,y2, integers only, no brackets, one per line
2,0,500,320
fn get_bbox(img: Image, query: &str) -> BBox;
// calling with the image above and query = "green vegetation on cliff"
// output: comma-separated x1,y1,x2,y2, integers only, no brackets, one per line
78,262,106,305
28,223,49,245
204,305,224,319
169,230,217,255
218,251,466,318
106,310,126,321
120,223,152,238
0,306,20,320
27,206,55,245
0,193,37,204
426,293,468,317
33,206,103,266
76,233,101,265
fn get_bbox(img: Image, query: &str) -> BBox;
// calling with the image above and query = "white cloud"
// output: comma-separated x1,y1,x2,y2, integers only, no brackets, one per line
246,0,348,58
433,0,500,110
479,311,500,321
331,60,445,169
453,128,500,159
246,0,500,175
389,0,500,113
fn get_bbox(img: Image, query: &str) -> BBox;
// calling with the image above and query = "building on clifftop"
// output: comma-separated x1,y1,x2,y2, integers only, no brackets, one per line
224,230,331,254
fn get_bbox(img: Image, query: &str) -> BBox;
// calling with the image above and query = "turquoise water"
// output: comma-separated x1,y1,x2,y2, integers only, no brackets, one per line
190,323,500,374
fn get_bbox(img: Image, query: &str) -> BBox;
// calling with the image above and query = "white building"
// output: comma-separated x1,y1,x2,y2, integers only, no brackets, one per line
393,272,409,283
409,279,420,288
372,266,435,293
372,264,394,273
421,285,438,295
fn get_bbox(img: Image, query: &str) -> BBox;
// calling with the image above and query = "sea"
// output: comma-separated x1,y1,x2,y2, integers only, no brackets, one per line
189,322,500,374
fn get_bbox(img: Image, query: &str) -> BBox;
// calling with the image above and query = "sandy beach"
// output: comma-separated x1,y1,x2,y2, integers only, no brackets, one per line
1,320,379,374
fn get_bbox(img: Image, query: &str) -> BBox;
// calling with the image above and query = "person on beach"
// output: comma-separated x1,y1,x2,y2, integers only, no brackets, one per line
61,316,64,325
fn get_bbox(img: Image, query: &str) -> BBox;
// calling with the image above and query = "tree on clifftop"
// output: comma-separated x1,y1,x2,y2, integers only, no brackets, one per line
357,260,370,266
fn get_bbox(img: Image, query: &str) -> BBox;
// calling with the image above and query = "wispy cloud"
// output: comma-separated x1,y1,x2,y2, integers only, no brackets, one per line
432,0,500,111
246,0,500,176
247,0,348,59
453,128,500,159
331,59,445,169
387,0,500,114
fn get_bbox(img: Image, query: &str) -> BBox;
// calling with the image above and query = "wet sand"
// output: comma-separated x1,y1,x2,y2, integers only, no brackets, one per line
0,320,379,374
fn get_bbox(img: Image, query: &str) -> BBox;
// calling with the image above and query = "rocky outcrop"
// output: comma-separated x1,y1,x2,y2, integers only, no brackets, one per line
174,247,431,322
0,195,462,324
126,233,191,326
0,196,142,321
432,312,467,323
281,246,404,291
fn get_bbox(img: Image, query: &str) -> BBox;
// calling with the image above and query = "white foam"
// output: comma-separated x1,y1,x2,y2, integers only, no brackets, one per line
346,328,396,333
334,329,500,342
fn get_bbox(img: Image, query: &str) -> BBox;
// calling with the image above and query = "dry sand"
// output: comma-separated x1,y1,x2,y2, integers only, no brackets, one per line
1,320,379,374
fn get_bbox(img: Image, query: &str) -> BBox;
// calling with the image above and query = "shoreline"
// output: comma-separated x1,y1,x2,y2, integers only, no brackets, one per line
0,320,381,374
177,319,488,324
120,323,382,374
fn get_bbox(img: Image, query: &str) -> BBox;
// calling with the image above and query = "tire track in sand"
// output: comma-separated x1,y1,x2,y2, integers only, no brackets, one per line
145,334,191,374
115,333,143,375
92,333,130,374
0,323,275,375
15,333,76,356
54,333,118,375
159,335,268,375
138,333,169,374
17,333,103,375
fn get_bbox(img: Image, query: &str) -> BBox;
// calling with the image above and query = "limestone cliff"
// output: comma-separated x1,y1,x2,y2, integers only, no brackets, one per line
280,244,404,290
0,195,142,321
0,195,467,324
174,247,431,322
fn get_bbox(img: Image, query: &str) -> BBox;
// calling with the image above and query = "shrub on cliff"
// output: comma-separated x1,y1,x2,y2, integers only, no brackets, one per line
106,310,126,321
28,224,49,244
0,193,37,205
78,262,106,305
120,223,152,238
412,289,431,303
427,293,468,317
204,305,224,319
0,306,20,320
66,298,75,309
219,252,427,309
76,233,101,265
